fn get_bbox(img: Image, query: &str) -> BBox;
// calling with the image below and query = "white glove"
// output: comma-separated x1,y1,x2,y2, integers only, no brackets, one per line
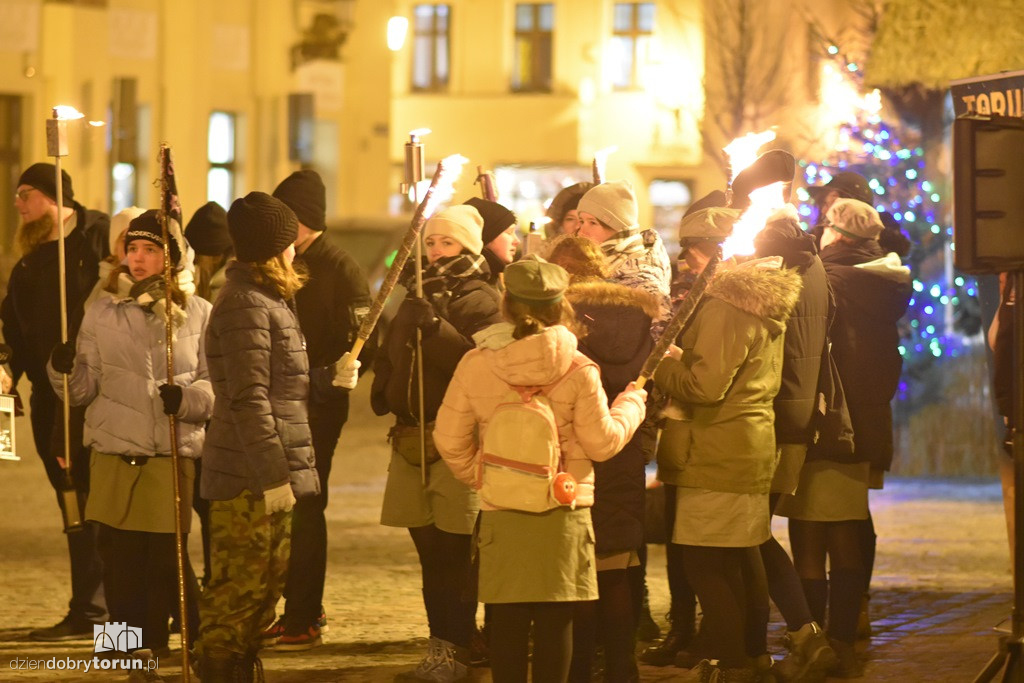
263,483,296,514
332,351,360,390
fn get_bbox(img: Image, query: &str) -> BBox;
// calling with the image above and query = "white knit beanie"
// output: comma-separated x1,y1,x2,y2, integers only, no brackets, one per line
110,206,146,256
577,180,639,234
827,198,883,240
423,205,485,254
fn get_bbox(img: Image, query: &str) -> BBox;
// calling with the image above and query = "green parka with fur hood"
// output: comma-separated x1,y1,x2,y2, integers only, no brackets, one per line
654,260,802,494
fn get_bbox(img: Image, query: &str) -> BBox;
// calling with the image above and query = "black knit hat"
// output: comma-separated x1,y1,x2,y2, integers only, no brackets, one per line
227,192,299,263
463,197,516,244
272,170,326,232
807,171,872,205
185,201,232,256
125,210,182,266
18,162,74,207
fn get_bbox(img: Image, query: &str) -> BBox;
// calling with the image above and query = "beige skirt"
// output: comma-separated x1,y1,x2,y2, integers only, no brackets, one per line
672,487,770,548
775,460,870,521
478,507,598,604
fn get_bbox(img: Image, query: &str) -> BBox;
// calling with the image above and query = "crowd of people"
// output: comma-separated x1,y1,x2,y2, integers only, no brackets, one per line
2,150,918,683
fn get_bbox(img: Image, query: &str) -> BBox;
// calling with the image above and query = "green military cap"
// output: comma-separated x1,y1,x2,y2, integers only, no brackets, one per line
678,207,742,243
504,255,569,304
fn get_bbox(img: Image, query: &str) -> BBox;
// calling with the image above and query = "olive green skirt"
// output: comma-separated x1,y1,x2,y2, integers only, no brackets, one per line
85,450,194,533
380,451,480,535
478,507,597,604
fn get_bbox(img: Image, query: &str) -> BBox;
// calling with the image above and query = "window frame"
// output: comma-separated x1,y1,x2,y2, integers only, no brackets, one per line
511,3,554,94
611,2,655,91
207,110,237,209
411,4,452,93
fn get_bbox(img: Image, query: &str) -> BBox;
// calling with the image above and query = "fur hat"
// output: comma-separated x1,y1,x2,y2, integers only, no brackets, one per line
678,207,742,243
272,170,326,232
463,197,516,244
807,171,872,205
826,198,884,240
185,201,232,256
504,256,569,304
18,162,74,207
109,207,146,256
577,180,639,234
545,182,593,226
227,192,299,263
125,210,183,266
423,205,484,254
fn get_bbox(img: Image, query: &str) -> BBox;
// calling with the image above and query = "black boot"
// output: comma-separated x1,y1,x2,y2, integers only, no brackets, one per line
197,652,239,683
237,649,265,683
639,619,694,667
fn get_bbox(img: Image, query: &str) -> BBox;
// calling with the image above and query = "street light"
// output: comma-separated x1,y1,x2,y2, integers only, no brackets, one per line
387,16,408,52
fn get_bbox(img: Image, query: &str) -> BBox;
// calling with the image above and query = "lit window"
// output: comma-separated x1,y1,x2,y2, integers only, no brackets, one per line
512,4,553,93
411,5,451,92
649,178,693,261
207,111,236,209
111,163,136,213
610,2,655,90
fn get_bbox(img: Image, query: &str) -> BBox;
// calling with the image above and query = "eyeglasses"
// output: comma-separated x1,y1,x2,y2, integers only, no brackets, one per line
14,188,38,202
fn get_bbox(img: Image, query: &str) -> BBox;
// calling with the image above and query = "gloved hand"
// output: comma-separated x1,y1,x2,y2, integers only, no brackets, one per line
50,341,77,374
403,297,440,337
263,483,296,514
331,352,360,390
158,384,183,416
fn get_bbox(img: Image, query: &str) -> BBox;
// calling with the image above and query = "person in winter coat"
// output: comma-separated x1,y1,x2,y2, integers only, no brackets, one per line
84,206,144,310
548,237,659,683
733,151,839,680
185,201,234,304
575,180,671,322
655,207,802,682
2,162,110,640
46,210,211,656
196,192,344,681
263,170,375,650
777,198,911,678
465,197,521,288
372,204,503,682
434,257,648,683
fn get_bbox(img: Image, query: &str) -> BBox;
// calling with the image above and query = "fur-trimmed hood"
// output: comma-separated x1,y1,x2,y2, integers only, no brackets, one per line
567,280,661,319
707,259,803,332
567,279,657,385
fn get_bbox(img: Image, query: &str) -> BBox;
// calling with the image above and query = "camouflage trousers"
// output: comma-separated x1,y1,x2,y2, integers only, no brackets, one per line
195,489,291,656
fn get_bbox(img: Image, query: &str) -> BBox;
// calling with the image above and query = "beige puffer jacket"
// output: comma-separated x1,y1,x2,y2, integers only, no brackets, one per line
433,323,646,509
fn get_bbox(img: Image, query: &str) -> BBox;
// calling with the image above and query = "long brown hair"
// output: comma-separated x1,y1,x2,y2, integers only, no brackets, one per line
502,295,581,340
248,253,308,299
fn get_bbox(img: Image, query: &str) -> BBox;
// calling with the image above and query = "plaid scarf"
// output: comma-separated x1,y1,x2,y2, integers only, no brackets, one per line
599,229,644,273
400,253,491,299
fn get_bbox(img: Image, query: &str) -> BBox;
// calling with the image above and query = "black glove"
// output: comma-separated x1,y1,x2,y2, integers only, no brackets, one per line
50,341,76,374
158,384,183,416
403,297,440,337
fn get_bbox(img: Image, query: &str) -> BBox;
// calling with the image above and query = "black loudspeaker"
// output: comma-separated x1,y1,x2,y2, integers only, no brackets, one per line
288,93,314,165
953,114,1024,274
111,77,137,164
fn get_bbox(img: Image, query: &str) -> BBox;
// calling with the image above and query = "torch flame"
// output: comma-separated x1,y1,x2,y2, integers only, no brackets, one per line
53,105,85,121
421,154,469,220
721,129,784,260
409,127,431,140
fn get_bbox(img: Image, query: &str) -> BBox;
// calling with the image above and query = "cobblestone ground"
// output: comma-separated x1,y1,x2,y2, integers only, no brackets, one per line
0,382,1014,681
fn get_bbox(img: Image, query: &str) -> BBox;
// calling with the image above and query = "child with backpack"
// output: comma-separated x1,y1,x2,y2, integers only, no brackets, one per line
433,257,648,683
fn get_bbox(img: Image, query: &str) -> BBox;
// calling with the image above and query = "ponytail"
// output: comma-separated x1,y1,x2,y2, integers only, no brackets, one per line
502,295,582,339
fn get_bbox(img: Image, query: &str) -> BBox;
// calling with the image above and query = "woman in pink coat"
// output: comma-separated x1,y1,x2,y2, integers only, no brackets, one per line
434,257,647,683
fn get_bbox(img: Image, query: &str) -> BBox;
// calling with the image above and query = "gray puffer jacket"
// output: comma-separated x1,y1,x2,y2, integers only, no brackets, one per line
48,290,214,458
201,261,317,501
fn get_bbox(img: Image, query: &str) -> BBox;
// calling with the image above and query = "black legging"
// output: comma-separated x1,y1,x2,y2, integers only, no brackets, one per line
490,602,574,683
681,545,769,669
408,524,476,648
788,519,865,644
569,567,638,682
760,492,813,631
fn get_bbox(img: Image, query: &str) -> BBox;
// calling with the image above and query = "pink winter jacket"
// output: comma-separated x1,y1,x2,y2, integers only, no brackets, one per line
433,323,647,509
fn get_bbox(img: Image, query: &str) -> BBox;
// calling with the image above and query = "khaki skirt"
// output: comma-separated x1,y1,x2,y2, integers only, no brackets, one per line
775,460,870,522
478,507,598,604
86,450,194,533
380,451,480,535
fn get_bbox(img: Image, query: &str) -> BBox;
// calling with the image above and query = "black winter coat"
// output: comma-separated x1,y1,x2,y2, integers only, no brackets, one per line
295,234,375,418
820,240,912,471
371,278,502,424
569,280,658,555
1,202,109,388
202,262,317,500
754,216,833,445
